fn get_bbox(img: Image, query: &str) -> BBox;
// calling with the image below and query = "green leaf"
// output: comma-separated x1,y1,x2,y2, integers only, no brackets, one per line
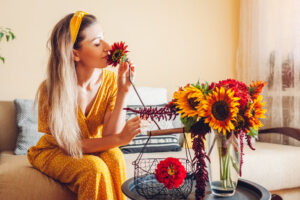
121,54,127,63
180,116,197,132
9,31,15,40
204,82,209,90
0,56,5,63
0,32,3,40
6,34,10,41
247,127,258,137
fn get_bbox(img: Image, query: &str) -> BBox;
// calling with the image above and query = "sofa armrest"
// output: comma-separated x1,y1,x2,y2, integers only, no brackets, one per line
259,127,300,141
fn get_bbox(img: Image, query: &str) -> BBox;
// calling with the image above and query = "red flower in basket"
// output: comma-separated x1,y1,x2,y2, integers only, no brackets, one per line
107,41,129,67
155,157,187,189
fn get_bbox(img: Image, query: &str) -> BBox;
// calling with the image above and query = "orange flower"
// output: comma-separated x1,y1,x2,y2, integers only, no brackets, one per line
173,86,205,118
245,95,266,130
249,81,266,99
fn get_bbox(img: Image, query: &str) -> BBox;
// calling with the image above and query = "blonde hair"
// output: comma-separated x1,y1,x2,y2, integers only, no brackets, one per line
36,13,97,157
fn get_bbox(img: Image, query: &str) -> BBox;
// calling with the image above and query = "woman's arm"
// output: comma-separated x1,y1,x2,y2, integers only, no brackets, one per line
82,134,124,153
82,116,141,153
102,91,128,136
102,61,133,136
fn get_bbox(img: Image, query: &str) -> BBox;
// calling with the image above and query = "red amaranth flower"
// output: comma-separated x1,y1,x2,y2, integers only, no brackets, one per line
123,105,178,121
217,79,251,111
107,41,129,67
190,120,210,200
246,134,255,150
155,157,187,189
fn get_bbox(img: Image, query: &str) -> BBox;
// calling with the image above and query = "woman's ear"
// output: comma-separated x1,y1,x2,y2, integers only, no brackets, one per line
72,49,80,62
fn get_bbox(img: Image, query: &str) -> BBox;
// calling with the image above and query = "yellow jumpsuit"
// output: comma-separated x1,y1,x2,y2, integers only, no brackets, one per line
27,70,127,200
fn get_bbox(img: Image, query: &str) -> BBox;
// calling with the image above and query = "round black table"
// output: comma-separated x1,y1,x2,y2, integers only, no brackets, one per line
121,177,271,200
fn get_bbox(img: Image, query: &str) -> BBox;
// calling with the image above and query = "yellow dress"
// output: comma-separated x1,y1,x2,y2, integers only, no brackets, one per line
27,70,127,200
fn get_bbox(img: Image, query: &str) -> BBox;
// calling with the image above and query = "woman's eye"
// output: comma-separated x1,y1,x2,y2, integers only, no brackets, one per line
95,43,100,47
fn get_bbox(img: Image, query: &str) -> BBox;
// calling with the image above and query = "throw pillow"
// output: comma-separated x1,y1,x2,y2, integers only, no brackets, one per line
13,99,43,155
120,104,182,154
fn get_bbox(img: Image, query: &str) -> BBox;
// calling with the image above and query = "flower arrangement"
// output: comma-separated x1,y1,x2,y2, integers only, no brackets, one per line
168,79,266,199
155,157,187,189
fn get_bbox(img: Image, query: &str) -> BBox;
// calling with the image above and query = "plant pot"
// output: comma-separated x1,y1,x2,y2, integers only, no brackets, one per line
206,129,241,197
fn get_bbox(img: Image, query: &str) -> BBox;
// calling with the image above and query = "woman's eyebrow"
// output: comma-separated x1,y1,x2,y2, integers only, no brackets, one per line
91,34,104,41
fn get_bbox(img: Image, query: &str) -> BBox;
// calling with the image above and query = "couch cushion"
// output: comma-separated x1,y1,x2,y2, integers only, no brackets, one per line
242,142,300,191
120,104,182,153
0,101,18,152
0,151,76,200
13,99,43,155
127,87,168,106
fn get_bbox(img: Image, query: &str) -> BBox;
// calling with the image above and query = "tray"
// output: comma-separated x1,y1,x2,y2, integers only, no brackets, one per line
121,176,271,200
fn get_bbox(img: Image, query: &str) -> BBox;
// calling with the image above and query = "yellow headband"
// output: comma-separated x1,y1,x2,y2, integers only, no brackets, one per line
70,11,88,45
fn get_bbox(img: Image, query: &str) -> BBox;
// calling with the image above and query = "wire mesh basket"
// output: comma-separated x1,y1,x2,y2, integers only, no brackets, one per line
132,128,194,199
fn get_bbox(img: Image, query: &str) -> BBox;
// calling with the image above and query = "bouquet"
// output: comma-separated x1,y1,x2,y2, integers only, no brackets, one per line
168,79,266,199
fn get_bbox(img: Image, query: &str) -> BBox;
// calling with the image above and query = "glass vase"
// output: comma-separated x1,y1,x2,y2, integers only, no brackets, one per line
206,129,241,197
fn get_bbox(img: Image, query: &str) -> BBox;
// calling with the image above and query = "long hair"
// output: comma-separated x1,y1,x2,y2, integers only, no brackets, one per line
36,13,97,157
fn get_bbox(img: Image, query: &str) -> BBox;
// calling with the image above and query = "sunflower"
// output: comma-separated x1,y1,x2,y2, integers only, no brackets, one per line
249,81,266,99
201,87,240,135
245,95,266,130
107,41,129,67
173,86,204,118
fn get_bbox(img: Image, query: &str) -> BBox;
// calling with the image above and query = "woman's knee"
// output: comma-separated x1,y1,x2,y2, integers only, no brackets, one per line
83,155,110,176
99,147,124,162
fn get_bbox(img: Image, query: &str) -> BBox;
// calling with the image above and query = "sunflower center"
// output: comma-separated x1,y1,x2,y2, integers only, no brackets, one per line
188,97,199,110
112,49,123,61
251,109,255,117
167,165,176,176
233,114,245,128
211,101,230,121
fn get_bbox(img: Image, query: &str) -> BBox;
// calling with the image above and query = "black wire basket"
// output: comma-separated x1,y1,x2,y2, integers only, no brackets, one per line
132,128,194,199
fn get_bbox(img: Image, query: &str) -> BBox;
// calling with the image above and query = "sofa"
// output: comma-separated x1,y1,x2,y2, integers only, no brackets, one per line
1,87,300,200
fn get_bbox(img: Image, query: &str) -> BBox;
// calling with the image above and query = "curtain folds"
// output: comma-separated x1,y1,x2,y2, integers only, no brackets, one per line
236,0,300,146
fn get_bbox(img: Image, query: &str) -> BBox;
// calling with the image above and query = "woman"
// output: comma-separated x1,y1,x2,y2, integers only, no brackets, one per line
27,11,147,200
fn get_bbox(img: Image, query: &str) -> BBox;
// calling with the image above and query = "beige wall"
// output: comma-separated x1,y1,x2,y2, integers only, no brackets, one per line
0,0,239,101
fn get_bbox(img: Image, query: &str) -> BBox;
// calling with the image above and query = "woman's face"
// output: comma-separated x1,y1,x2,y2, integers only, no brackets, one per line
73,22,111,68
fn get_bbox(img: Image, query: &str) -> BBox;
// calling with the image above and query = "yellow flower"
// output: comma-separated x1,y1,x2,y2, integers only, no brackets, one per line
173,86,204,118
201,87,240,135
245,95,266,130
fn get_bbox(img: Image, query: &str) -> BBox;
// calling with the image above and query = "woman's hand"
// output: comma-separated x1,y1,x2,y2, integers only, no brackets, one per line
117,60,135,93
119,116,150,146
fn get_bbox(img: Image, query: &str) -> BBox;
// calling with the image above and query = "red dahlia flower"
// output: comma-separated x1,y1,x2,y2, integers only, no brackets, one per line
155,157,187,189
217,79,251,111
107,41,129,67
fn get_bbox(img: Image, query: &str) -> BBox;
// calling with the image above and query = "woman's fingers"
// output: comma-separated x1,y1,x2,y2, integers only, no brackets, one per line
131,119,151,132
128,116,140,122
131,129,141,136
118,61,129,76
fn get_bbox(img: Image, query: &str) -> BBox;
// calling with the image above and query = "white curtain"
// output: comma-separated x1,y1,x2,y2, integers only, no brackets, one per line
236,0,300,146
